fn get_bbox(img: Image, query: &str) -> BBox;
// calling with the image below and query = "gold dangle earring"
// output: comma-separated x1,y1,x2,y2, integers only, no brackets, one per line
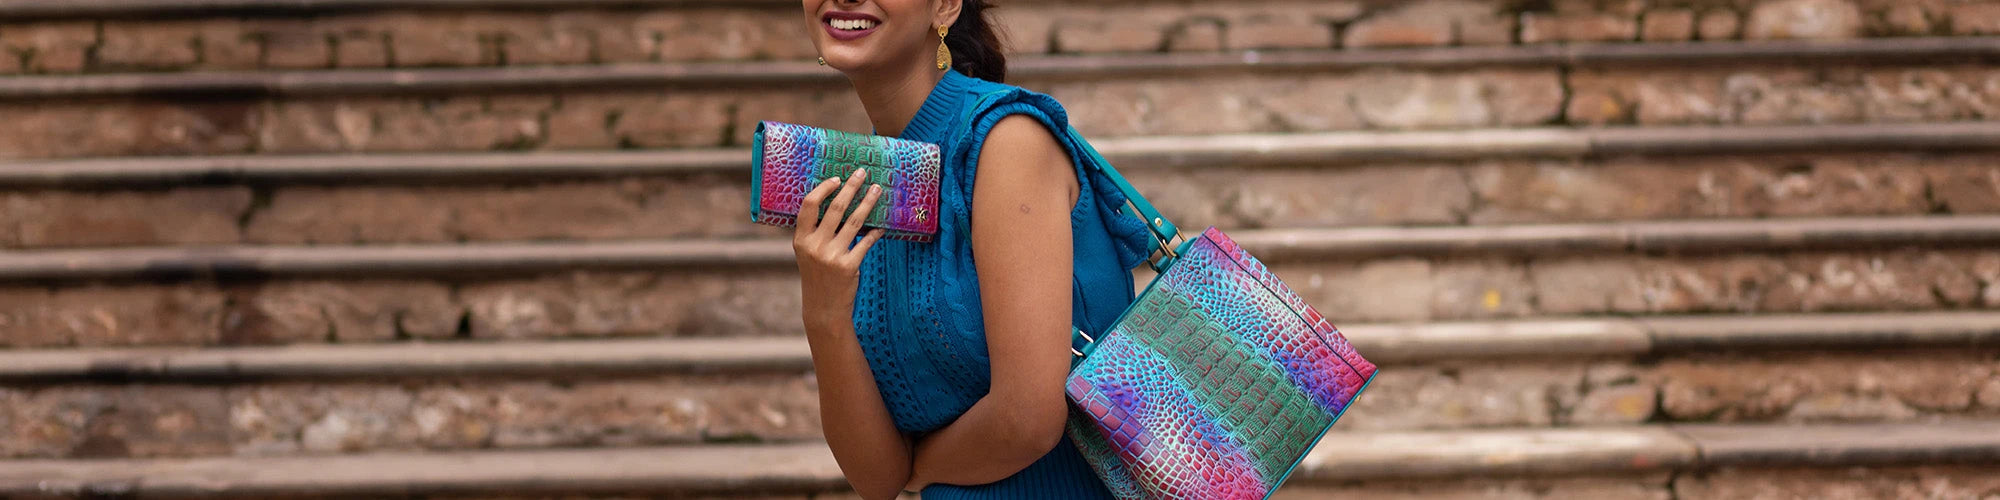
935,25,951,70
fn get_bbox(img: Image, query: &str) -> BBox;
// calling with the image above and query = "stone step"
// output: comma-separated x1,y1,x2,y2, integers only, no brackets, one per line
8,122,1995,187
5,253,1994,347
1,312,1995,460
0,0,777,18
1,0,1991,72
1,38,1995,159
4,422,1998,498
0,373,825,460
3,216,1997,347
6,124,1998,250
6,311,1997,382
7,38,1995,99
2,215,1993,280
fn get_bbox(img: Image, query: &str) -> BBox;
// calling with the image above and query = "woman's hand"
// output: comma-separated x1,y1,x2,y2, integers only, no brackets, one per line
794,168,887,334
792,166,911,499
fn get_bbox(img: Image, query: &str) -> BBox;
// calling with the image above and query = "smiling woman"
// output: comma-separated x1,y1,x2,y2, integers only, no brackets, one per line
808,0,1007,84
825,12,879,40
786,0,1146,499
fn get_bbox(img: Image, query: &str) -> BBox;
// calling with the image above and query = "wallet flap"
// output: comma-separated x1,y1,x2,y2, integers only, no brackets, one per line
752,121,942,241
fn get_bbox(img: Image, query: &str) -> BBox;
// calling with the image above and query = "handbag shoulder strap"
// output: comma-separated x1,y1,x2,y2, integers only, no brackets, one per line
1058,124,1183,270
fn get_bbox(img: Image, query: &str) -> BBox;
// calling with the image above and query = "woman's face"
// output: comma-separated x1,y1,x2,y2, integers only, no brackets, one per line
803,0,954,73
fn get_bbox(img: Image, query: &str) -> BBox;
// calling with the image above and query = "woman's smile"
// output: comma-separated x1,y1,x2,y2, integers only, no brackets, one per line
822,11,882,41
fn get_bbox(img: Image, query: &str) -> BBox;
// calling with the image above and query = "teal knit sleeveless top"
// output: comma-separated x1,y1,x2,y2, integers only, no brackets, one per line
851,69,1153,498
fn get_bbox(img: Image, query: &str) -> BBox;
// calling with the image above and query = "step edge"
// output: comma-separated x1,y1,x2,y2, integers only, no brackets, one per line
0,37,1994,99
8,122,2000,187
1673,421,2000,468
4,215,1997,281
0,0,782,19
0,442,847,497
7,422,1999,495
7,311,1999,381
1295,426,1697,481
1641,312,2000,352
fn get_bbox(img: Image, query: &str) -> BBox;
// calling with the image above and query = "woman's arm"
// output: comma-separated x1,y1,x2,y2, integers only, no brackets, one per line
905,115,1082,490
791,171,911,500
808,319,913,500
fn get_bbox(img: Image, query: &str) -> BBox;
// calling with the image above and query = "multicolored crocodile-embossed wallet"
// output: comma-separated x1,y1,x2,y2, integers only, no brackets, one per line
1054,122,1377,500
750,121,941,242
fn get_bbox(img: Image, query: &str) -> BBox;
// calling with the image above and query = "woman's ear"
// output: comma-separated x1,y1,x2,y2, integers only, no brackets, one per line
934,0,963,31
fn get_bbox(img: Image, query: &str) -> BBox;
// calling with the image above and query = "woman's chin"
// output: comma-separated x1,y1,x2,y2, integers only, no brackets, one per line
820,52,883,72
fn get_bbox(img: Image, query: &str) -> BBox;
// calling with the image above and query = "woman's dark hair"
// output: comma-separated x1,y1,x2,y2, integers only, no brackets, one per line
945,0,1007,82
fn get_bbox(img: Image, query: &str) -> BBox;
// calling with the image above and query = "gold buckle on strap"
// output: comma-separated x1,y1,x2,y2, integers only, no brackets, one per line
1145,223,1187,270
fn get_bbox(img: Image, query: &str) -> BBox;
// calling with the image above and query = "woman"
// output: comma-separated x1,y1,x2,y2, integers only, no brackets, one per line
788,0,1153,498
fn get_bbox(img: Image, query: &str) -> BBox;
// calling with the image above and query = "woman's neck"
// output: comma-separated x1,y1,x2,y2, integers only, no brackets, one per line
847,63,946,138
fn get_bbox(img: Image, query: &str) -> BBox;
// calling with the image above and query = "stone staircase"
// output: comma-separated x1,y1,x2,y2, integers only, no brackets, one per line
3,0,2000,498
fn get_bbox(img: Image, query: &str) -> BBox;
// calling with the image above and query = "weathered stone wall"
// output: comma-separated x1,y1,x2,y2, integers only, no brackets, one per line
5,154,1996,249
1,374,820,459
1674,466,2000,498
2,0,1997,75
4,64,1996,159
1347,349,2000,434
2,0,1997,492
7,350,1994,460
1274,475,1675,500
0,270,804,348
5,249,1995,348
1277,466,2000,499
1300,250,2000,322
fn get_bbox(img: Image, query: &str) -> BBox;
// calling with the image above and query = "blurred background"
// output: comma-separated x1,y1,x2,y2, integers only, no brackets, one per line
1,0,1998,498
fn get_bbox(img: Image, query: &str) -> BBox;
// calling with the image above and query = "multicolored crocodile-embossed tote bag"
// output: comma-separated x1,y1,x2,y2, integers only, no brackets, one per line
751,121,942,242
1057,124,1379,500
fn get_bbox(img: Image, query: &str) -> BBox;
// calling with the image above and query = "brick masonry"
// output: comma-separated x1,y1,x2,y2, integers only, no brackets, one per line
1284,466,2000,499
0,374,820,459
3,0,1999,75
0,63,1995,159
1654,351,2000,423
0,0,1996,489
1567,65,2000,126
238,174,759,245
4,250,1997,348
1674,466,2000,498
1140,153,2000,230
4,350,1994,460
1,187,252,247
6,154,1993,248
1276,475,1674,500
1338,349,2000,434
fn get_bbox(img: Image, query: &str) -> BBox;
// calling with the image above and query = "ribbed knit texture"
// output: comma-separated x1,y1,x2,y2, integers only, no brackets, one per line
852,69,1152,499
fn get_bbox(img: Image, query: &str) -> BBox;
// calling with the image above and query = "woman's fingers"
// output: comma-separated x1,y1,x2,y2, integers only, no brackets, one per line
813,168,871,240
794,177,842,241
834,184,882,243
841,229,886,267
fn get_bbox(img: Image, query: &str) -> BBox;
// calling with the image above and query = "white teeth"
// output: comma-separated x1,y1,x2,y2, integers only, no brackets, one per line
830,18,876,31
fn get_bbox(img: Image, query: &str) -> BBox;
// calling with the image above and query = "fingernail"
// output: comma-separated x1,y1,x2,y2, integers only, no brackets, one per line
853,168,867,179
869,185,881,195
